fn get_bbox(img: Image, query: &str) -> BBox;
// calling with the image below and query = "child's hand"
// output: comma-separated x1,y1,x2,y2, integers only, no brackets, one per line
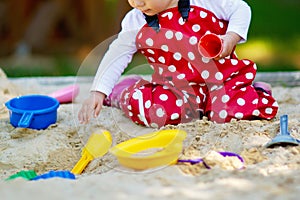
78,91,106,124
215,32,242,60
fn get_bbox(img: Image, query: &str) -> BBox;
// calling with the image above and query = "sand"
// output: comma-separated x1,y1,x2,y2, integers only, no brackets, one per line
1,68,300,200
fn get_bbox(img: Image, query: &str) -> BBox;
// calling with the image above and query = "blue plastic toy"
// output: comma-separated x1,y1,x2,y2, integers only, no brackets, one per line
265,115,300,148
5,94,59,129
31,170,76,181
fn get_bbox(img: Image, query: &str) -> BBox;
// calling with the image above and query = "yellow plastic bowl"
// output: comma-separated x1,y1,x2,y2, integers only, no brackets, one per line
110,129,187,170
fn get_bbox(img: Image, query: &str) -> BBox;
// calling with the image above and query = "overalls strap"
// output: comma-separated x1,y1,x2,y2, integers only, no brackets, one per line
144,0,190,32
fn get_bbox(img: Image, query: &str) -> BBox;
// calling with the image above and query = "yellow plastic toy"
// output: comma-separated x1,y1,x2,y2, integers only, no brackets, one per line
110,129,187,170
71,130,112,174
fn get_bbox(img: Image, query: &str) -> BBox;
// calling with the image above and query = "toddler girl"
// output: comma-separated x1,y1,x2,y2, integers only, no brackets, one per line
78,0,278,128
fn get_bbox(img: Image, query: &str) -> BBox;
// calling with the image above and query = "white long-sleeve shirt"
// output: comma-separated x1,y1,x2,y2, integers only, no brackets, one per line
90,0,251,96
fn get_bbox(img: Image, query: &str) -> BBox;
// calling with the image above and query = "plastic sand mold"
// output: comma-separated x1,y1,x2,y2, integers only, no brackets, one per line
178,151,245,169
71,130,112,174
31,170,75,181
5,170,75,181
110,129,187,170
198,33,223,59
5,170,37,181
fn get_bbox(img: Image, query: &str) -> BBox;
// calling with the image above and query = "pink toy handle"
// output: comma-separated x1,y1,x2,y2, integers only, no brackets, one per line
48,84,80,104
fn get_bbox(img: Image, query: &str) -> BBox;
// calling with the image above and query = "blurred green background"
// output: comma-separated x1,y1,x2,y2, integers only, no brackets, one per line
0,0,299,77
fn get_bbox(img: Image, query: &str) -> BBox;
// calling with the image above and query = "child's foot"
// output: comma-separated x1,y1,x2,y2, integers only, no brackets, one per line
103,75,142,108
253,81,272,95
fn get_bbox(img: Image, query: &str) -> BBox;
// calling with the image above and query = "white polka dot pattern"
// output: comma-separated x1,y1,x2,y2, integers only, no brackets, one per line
159,94,168,101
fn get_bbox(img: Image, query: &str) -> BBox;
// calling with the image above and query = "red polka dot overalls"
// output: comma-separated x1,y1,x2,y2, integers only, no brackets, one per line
119,6,278,128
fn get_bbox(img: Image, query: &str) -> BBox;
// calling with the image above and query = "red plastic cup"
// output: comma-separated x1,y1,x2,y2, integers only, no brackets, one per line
198,33,223,59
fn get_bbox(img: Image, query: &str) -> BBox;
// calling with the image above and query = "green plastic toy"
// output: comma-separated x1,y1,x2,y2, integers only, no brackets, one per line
5,170,37,181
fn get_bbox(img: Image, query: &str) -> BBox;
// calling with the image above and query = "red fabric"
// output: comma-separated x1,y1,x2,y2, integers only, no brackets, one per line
120,6,278,127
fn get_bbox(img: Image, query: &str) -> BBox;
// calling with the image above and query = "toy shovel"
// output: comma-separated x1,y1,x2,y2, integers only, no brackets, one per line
265,115,300,148
71,130,112,174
